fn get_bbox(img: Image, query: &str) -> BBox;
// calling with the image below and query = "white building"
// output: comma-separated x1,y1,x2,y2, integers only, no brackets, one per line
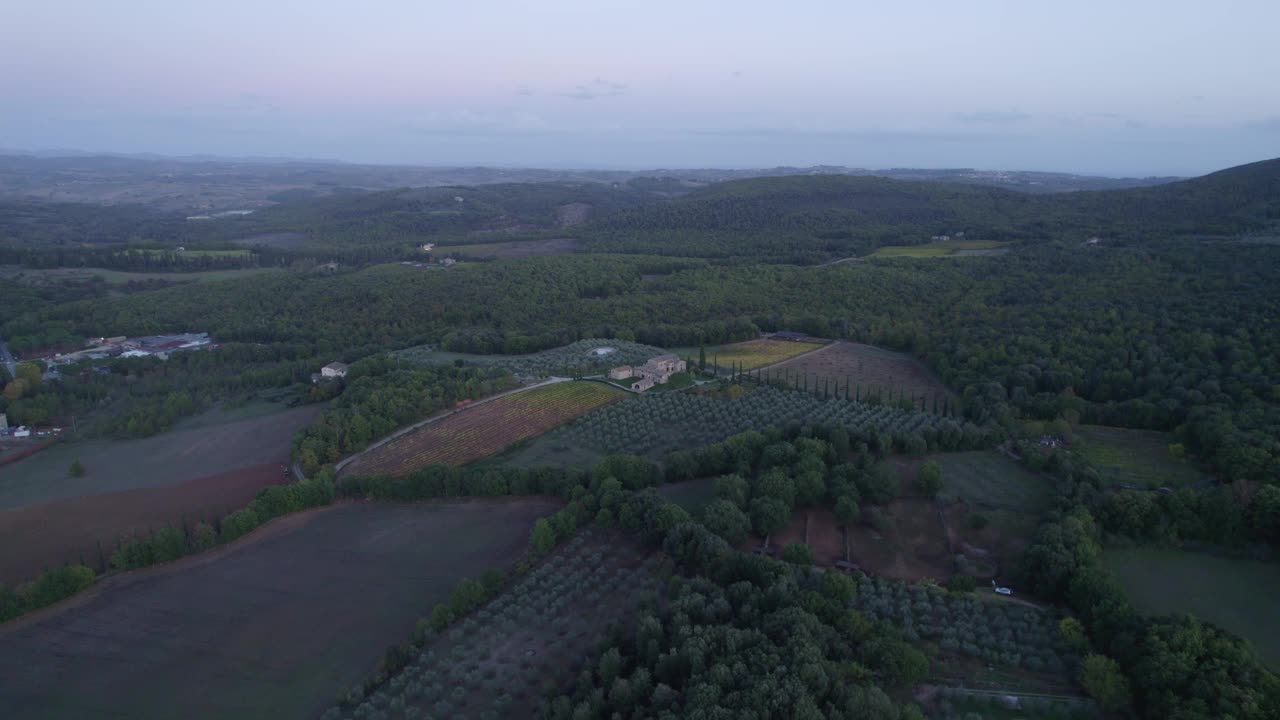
321,362,349,379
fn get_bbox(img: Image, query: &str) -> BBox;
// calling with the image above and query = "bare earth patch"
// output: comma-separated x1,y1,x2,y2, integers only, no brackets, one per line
0,462,291,584
0,499,559,720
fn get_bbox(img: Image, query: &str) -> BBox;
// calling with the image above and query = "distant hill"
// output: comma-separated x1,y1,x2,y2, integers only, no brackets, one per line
0,151,1181,213
1056,157,1280,236
600,158,1280,239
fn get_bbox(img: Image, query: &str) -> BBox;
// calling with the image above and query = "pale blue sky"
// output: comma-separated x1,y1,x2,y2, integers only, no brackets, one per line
2,0,1278,174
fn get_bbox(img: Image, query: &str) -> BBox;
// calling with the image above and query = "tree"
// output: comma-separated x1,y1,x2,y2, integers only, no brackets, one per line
946,574,976,593
750,497,790,539
781,542,814,565
1248,484,1280,544
858,463,899,504
698,345,707,371
68,459,86,478
834,495,861,527
915,460,943,498
1078,653,1131,714
756,467,796,507
795,470,826,507
714,474,750,509
702,499,751,545
530,518,557,555
1058,617,1090,653
14,362,42,386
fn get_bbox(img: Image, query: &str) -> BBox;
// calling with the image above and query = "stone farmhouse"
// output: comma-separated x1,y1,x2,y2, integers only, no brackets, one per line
609,354,687,392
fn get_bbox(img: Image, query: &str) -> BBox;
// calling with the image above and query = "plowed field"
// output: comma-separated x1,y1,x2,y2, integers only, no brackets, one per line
341,382,622,477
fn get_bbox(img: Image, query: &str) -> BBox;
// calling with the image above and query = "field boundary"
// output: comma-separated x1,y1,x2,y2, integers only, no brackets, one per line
0,439,57,469
332,376,570,475
0,501,347,634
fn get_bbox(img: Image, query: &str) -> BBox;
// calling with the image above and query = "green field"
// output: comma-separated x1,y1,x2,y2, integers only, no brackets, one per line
657,477,718,514
669,338,826,371
870,239,1011,257
1103,548,1280,668
933,451,1055,512
0,266,280,285
1076,425,1202,488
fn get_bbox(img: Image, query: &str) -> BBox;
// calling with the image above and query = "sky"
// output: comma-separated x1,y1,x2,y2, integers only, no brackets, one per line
2,0,1278,176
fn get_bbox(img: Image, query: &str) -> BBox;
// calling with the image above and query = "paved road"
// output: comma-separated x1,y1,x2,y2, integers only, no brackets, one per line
0,336,16,380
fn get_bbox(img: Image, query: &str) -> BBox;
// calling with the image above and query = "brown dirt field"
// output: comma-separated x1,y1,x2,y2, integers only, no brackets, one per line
0,498,559,720
747,508,853,565
941,501,1037,581
0,404,323,509
0,463,291,585
845,495,954,582
341,382,621,477
803,508,848,565
770,341,954,410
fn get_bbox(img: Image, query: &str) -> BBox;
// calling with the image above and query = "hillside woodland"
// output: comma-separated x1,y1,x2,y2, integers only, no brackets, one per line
1,158,1279,720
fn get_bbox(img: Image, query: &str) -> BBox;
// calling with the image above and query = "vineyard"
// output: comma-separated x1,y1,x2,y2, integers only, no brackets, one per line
322,531,662,720
701,337,827,371
854,575,1076,675
395,339,671,378
554,385,981,457
340,382,623,476
770,341,954,413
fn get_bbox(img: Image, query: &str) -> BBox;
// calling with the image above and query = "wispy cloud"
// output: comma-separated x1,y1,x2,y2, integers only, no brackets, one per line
561,78,628,101
953,109,1031,124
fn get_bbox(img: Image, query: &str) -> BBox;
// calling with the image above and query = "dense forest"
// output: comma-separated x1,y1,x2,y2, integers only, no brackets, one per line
9,236,1278,483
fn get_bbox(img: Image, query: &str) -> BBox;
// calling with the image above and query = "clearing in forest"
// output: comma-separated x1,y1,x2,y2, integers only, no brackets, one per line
695,337,827,371
770,341,954,412
341,382,623,477
1103,548,1280,669
434,237,579,259
869,239,1011,257
395,338,668,378
1074,425,1201,489
932,451,1055,513
0,499,560,720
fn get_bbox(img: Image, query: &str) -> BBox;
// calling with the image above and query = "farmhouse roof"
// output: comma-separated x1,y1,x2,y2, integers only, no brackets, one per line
323,361,349,372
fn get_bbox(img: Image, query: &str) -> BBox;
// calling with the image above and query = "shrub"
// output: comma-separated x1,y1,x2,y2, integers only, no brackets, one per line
915,460,943,497
947,574,977,593
781,542,815,565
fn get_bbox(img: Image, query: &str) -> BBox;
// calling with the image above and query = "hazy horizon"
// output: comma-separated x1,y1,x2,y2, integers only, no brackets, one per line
4,1,1279,176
